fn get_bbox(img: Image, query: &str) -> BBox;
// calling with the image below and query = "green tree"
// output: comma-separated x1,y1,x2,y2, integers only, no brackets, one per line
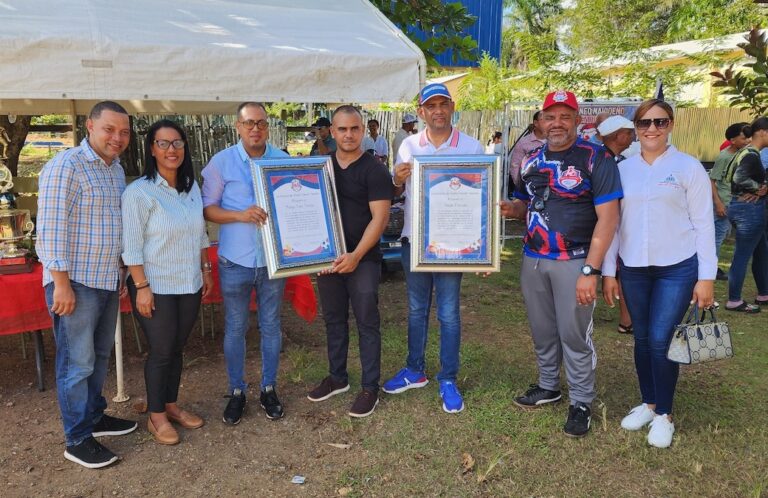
457,53,513,110
711,28,768,117
563,0,766,58
501,0,562,69
370,0,478,67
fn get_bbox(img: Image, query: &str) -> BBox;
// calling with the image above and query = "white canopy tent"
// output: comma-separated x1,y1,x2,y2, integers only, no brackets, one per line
0,0,426,115
0,0,425,401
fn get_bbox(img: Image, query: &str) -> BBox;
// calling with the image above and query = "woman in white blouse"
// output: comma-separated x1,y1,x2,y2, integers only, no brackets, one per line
122,120,212,445
601,99,716,449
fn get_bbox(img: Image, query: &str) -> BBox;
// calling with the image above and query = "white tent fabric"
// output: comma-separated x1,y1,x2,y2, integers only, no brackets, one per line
0,0,425,114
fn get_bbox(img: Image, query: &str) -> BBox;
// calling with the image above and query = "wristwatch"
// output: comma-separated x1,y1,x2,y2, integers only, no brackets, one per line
581,264,601,276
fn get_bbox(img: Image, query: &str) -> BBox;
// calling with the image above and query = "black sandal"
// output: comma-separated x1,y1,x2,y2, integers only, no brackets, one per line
725,301,761,313
617,323,633,334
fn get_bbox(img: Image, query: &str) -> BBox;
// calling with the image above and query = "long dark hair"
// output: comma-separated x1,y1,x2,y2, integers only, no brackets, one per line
143,119,195,193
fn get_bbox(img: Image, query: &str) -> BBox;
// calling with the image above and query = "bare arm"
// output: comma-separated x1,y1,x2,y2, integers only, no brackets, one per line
576,199,620,306
204,205,266,225
711,179,727,217
332,199,391,274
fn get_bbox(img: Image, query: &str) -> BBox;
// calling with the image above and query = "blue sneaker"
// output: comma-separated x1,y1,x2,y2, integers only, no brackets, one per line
439,380,464,413
382,368,429,394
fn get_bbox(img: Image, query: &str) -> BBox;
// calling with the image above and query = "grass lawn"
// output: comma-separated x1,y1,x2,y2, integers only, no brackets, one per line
286,236,767,497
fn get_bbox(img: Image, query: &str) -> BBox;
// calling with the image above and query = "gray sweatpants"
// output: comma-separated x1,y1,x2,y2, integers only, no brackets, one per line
520,255,597,405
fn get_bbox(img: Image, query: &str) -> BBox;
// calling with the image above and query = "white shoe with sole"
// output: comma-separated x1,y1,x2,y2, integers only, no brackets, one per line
647,414,675,448
620,403,656,431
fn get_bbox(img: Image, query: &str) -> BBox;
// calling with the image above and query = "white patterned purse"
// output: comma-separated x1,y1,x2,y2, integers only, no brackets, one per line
667,306,734,365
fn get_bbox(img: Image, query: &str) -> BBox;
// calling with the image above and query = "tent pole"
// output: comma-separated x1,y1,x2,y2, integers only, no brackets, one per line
112,316,129,403
69,100,79,143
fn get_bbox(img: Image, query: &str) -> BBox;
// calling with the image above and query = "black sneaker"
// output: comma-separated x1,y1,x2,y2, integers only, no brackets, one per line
513,384,562,410
307,376,350,402
349,389,379,418
223,388,247,425
564,402,592,438
92,414,138,437
64,436,119,469
716,268,728,281
260,385,284,420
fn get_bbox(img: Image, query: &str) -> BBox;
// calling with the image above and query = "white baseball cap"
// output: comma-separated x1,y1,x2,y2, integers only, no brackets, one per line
402,113,418,124
597,115,634,136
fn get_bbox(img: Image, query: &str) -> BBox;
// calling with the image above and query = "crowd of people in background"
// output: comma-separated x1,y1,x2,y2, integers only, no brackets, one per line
34,83,767,469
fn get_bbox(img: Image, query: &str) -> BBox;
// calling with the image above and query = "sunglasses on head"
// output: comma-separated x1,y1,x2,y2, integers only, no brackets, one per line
635,118,671,130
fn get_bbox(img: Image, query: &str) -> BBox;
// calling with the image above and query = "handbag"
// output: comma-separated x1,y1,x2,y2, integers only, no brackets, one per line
666,305,734,364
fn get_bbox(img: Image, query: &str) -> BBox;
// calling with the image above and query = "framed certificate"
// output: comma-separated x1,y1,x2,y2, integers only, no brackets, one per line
251,156,346,278
410,155,501,272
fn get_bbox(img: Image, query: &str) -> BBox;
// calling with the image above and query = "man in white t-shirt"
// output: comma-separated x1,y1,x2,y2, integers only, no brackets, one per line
392,113,418,168
361,118,388,165
382,83,484,414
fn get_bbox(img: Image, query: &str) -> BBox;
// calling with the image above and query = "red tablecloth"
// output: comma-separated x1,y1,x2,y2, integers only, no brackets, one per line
0,264,52,336
121,246,317,322
80,246,317,326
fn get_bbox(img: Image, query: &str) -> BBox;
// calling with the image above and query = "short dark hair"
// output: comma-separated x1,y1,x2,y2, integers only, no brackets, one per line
332,105,363,121
743,116,768,138
143,119,195,194
368,118,380,127
633,99,674,123
533,111,541,122
89,101,128,120
236,102,267,119
725,122,749,140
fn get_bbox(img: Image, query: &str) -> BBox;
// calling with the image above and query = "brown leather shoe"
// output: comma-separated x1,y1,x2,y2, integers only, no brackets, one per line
147,418,179,445
167,409,204,429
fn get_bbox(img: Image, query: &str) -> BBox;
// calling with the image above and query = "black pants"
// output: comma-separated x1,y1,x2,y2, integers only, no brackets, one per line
128,281,202,413
317,261,382,390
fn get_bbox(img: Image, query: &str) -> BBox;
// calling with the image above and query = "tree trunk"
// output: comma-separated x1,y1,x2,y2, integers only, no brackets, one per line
0,115,32,177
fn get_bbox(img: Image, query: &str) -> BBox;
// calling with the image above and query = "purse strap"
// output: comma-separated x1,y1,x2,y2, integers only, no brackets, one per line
686,304,719,324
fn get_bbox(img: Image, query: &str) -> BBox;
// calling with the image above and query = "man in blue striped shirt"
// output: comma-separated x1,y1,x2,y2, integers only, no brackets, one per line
37,101,138,469
202,102,289,425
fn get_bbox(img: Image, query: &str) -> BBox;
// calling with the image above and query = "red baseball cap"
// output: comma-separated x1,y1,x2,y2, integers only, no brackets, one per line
542,90,579,111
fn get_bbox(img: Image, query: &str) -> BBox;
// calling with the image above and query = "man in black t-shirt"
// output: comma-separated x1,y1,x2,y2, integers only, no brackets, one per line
306,105,392,418
501,90,621,438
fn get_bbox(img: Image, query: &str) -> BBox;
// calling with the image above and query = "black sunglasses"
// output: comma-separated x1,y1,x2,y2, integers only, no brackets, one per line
635,118,671,130
533,186,550,212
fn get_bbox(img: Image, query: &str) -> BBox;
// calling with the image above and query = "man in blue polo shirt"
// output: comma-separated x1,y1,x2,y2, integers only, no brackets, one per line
202,102,288,425
501,90,621,438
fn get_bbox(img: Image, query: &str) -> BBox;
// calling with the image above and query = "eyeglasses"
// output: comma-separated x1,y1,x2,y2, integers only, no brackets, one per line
153,139,185,150
238,119,269,131
635,118,671,130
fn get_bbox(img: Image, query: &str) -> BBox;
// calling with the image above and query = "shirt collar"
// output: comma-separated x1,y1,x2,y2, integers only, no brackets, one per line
153,174,170,188
236,140,276,163
418,127,459,149
81,138,120,167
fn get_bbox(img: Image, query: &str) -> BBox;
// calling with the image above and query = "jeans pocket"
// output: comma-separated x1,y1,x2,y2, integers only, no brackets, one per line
218,255,236,269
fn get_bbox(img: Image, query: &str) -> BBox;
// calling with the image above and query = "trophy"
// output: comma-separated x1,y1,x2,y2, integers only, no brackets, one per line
0,162,35,274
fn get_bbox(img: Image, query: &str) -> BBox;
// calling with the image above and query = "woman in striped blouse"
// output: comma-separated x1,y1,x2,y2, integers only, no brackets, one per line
122,119,212,445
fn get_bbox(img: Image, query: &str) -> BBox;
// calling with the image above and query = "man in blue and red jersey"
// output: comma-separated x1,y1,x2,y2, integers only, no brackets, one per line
500,90,621,438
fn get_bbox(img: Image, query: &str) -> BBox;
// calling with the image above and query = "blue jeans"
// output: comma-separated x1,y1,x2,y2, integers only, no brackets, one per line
218,256,285,392
402,240,463,382
45,282,119,447
727,199,768,301
619,255,697,415
714,214,731,259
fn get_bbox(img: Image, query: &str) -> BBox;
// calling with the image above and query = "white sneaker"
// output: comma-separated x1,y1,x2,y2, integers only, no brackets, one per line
647,414,675,448
620,403,656,431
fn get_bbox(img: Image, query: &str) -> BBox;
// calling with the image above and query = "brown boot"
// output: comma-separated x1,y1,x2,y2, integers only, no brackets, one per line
147,417,179,445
